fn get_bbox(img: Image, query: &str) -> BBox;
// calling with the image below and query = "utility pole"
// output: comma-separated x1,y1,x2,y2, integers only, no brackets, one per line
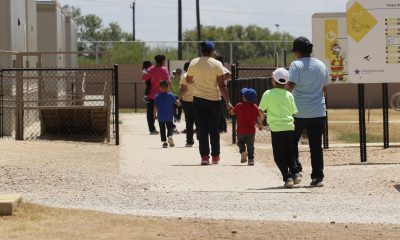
196,0,201,55
178,0,183,60
130,1,136,41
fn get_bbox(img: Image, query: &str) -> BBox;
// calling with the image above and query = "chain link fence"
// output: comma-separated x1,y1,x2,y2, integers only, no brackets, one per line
229,64,275,144
0,67,119,144
78,41,294,65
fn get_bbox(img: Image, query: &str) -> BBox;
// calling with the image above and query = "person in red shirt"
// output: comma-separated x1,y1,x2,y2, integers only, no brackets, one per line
142,55,170,135
230,88,263,166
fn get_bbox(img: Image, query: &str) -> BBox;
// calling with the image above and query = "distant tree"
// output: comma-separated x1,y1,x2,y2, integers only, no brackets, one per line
184,25,294,64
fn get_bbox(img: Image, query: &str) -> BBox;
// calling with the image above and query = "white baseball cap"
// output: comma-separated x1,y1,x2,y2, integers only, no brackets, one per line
272,68,289,85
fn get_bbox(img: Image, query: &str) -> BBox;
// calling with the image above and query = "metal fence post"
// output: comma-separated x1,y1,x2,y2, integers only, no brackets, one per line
282,49,287,68
0,70,3,139
382,83,389,149
231,63,237,144
324,92,329,149
358,84,367,162
134,82,138,113
114,64,120,145
230,42,233,64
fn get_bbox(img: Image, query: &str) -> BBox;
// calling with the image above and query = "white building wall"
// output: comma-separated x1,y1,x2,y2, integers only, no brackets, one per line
25,0,38,67
37,1,65,68
0,0,27,68
65,16,78,67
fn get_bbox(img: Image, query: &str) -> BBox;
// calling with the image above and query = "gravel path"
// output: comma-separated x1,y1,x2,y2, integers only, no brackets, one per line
1,114,400,225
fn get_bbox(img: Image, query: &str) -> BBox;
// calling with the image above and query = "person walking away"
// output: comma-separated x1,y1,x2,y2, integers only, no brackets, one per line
230,88,263,166
179,62,196,147
215,54,231,133
186,41,233,165
142,61,153,103
171,69,183,123
259,68,302,188
154,80,180,148
286,37,330,187
142,55,170,135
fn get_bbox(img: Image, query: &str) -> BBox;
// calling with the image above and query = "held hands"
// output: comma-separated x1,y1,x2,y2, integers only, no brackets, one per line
226,102,234,111
176,100,182,107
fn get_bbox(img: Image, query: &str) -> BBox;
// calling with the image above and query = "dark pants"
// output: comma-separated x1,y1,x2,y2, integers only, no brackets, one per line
237,134,255,160
219,99,227,131
193,97,221,157
159,121,174,142
271,131,299,182
182,101,196,144
146,99,156,132
293,117,326,180
174,97,183,121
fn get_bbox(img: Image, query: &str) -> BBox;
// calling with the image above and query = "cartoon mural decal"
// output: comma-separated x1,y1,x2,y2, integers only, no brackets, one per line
329,41,345,83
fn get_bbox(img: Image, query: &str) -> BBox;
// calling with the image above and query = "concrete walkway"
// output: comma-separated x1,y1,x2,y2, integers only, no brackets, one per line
120,114,308,193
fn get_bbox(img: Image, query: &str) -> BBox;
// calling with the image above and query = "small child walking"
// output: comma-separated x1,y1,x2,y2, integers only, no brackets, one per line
154,80,180,148
230,88,263,166
259,68,302,188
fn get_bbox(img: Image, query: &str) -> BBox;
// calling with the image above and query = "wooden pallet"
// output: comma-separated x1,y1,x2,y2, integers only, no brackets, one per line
40,106,110,142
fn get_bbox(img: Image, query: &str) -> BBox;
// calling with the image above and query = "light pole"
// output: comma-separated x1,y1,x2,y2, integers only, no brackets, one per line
196,0,201,55
130,1,136,41
178,0,183,60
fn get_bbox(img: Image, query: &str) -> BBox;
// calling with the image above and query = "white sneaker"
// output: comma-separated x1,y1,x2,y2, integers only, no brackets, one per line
284,179,294,189
310,179,324,187
168,137,175,147
241,152,248,163
293,174,302,185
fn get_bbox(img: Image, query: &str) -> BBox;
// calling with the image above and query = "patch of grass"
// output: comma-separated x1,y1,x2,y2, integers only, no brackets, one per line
328,109,400,122
329,122,400,143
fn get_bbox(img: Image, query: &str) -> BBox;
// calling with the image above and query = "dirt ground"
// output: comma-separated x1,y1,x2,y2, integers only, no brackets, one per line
1,203,400,240
1,113,400,239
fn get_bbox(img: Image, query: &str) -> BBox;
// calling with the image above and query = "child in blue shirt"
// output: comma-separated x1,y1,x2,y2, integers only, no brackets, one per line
154,80,181,148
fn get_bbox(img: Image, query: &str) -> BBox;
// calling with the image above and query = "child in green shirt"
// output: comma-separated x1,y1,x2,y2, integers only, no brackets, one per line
259,68,302,188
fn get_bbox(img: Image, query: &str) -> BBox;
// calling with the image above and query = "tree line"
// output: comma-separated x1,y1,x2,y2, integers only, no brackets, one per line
63,5,295,65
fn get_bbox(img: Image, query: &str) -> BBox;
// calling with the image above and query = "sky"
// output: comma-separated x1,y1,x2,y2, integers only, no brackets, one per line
58,0,349,42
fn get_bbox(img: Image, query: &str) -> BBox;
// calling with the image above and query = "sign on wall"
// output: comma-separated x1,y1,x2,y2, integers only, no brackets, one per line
312,13,349,84
347,0,400,83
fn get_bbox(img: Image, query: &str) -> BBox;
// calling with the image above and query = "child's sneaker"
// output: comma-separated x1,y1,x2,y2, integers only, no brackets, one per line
241,152,248,163
212,156,220,165
185,142,194,147
168,137,175,147
248,159,255,166
201,156,210,165
284,178,294,189
150,130,159,135
173,128,180,134
162,142,168,148
293,173,302,185
310,179,324,187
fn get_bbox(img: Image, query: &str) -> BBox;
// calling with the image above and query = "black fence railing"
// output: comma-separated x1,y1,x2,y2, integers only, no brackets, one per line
0,66,119,145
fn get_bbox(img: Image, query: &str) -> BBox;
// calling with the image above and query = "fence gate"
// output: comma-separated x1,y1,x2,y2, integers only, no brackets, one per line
0,66,119,145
